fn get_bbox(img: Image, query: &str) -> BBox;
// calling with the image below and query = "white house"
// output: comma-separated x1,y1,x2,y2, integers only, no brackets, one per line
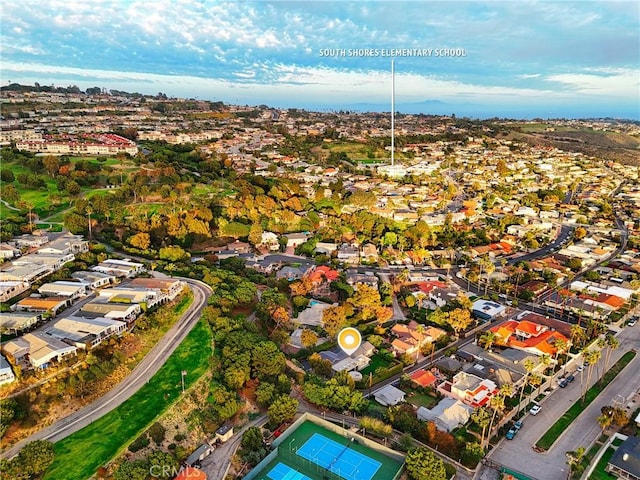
0,354,15,385
374,384,406,406
2,332,78,369
71,271,117,289
44,316,127,349
38,281,88,299
260,232,280,251
332,355,371,373
0,281,30,302
92,259,145,278
417,398,473,432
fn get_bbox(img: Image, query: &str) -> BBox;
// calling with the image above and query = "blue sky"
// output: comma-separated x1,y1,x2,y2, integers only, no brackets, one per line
2,1,639,118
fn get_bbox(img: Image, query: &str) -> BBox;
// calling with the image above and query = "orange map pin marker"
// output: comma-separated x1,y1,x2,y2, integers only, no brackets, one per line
338,327,362,356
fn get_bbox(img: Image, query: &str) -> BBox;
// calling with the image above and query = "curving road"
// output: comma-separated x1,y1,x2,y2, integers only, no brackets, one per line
1,277,212,459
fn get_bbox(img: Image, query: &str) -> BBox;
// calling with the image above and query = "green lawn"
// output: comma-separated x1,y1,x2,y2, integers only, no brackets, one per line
43,319,212,480
360,353,393,376
536,351,636,450
589,447,616,480
406,391,439,409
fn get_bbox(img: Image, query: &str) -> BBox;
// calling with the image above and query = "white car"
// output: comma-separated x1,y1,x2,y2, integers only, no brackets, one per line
530,405,542,416
576,365,585,372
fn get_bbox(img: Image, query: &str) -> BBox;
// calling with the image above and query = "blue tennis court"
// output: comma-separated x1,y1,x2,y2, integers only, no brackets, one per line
267,462,312,480
295,433,381,480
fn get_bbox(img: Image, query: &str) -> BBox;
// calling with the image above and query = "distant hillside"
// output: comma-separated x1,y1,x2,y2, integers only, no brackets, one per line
0,82,148,98
511,128,640,166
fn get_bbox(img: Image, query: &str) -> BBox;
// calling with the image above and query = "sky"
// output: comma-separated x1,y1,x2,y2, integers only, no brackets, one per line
1,0,639,119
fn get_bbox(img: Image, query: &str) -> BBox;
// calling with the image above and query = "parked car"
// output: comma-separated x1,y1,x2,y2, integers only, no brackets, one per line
514,420,523,431
566,374,575,383
506,427,517,440
576,365,585,372
559,379,568,388
530,404,542,415
628,319,637,327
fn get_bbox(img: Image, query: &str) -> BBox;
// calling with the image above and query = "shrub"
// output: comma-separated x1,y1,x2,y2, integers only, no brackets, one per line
128,434,150,452
147,422,166,445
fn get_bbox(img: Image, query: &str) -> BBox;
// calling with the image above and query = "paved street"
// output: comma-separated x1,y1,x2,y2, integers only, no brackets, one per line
488,324,640,480
1,277,212,459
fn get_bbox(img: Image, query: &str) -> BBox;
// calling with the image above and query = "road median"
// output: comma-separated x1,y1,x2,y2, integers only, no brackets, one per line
535,350,636,451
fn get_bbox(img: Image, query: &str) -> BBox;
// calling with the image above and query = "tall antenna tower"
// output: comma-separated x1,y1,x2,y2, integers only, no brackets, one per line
391,59,395,166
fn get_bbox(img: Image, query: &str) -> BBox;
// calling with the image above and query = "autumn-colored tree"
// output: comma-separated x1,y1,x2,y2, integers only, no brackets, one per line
446,308,473,336
376,306,393,323
301,329,319,348
248,223,264,246
128,232,151,250
322,305,348,337
289,277,313,296
43,155,60,177
348,283,383,321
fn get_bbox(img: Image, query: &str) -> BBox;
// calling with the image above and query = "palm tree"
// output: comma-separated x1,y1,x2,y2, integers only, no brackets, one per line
566,447,586,479
470,407,491,447
415,292,427,311
554,338,568,373
597,413,613,433
479,331,496,351
601,334,619,382
415,324,425,363
570,324,586,350
595,337,606,382
86,206,93,240
519,358,536,410
529,373,544,397
485,261,496,297
485,392,505,449
540,354,552,380
581,349,601,403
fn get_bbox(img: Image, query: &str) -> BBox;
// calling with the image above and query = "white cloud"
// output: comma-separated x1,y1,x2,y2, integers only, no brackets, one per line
545,69,639,97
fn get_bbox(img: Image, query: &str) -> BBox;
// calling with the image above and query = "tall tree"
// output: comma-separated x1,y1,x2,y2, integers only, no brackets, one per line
470,407,491,447
13,440,55,477
405,447,447,480
267,395,298,427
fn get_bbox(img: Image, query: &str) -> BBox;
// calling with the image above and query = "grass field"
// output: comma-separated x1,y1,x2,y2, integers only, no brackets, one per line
536,351,636,450
588,446,616,480
253,420,403,480
360,354,393,376
0,156,129,221
405,391,439,409
42,319,212,480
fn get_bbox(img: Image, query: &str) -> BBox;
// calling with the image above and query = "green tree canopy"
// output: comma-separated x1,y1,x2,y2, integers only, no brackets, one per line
13,440,56,478
267,395,298,426
405,447,447,480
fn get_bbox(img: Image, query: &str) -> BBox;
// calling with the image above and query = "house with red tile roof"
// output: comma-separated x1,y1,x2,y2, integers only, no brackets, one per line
489,318,569,357
410,368,438,388
307,265,339,284
588,293,625,311
519,280,548,296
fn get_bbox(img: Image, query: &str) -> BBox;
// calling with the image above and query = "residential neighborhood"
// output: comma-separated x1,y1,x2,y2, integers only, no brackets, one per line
0,86,639,480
